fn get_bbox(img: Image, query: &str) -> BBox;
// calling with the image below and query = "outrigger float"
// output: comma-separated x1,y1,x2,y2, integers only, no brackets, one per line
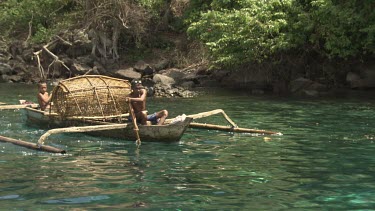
0,75,281,154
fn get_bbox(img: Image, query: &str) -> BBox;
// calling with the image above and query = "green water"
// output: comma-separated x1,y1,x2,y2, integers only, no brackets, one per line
1,83,375,210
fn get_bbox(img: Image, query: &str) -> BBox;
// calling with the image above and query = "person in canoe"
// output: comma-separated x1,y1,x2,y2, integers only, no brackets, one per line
127,80,168,125
37,81,52,111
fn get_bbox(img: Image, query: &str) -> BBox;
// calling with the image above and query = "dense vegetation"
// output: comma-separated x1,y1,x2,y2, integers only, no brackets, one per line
0,0,374,85
187,0,374,65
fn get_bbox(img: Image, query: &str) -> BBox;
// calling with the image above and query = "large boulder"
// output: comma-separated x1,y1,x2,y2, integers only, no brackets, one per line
133,60,148,72
153,74,175,86
346,68,375,89
290,77,328,96
115,67,141,80
158,68,186,83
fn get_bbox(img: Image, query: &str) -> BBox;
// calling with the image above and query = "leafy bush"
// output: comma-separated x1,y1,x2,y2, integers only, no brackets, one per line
187,0,375,67
0,0,80,43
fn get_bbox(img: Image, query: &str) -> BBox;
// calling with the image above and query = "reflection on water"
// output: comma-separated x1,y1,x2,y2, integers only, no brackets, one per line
0,83,374,210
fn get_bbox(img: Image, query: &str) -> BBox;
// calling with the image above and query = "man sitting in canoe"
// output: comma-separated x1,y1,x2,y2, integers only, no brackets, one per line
127,80,168,125
37,81,52,111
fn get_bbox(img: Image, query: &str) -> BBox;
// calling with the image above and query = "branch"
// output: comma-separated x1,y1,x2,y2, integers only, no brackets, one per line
33,39,71,80
24,14,34,45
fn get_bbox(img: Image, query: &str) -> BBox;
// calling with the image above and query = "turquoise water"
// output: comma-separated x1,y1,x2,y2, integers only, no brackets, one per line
0,83,375,210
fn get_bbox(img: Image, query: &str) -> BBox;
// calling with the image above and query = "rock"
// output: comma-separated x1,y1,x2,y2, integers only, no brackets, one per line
93,61,106,73
115,67,141,80
0,74,10,82
141,65,154,78
76,56,95,67
153,58,170,71
141,78,156,88
7,75,22,83
303,90,319,97
361,69,375,88
21,48,34,63
346,72,361,82
71,62,92,75
153,83,197,98
290,77,313,93
180,81,195,88
0,62,12,75
133,60,156,78
309,82,327,92
159,68,186,83
133,60,148,72
211,70,230,81
66,41,90,58
252,89,264,95
153,74,175,86
272,81,289,94
346,69,375,89
290,77,327,96
346,72,362,89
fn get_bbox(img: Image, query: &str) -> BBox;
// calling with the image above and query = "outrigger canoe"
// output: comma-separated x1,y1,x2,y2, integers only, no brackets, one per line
24,107,193,143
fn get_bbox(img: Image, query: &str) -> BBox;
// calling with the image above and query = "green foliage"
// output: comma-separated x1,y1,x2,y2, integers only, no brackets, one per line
138,0,165,12
187,0,375,67
188,0,292,67
308,0,375,57
0,0,80,43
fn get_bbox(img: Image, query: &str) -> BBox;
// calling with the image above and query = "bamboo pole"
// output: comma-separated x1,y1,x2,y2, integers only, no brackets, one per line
37,123,129,146
0,135,66,154
128,101,141,146
189,123,281,135
0,104,39,110
186,109,238,127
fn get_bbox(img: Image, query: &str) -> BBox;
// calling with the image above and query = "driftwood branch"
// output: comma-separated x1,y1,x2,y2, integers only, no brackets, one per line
37,123,130,146
33,39,71,80
24,14,33,45
54,35,72,46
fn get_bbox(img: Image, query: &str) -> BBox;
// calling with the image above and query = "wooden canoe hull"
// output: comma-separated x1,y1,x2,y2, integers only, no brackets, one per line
24,107,192,142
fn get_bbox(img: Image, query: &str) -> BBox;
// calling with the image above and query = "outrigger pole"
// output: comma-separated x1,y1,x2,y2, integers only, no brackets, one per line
0,104,39,110
0,135,66,154
189,123,280,135
184,109,281,135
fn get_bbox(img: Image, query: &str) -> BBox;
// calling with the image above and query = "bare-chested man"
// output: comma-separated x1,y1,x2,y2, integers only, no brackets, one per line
127,80,168,125
37,82,51,111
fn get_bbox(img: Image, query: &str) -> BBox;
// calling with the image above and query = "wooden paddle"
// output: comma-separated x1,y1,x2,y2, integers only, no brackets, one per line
0,104,39,110
128,101,141,146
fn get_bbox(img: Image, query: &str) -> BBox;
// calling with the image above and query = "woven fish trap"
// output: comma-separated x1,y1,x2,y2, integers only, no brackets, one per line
51,75,131,119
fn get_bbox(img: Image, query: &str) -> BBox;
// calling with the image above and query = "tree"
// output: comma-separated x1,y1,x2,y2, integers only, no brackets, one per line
187,0,375,68
75,0,152,61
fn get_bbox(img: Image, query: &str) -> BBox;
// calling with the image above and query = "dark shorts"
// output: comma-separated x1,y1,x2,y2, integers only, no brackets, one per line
128,112,158,124
147,113,158,124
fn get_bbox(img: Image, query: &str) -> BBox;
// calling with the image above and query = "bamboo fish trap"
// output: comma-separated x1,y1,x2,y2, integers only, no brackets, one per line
50,75,132,120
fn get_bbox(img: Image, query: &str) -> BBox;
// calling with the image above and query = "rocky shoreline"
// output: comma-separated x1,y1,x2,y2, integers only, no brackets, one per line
0,31,374,98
